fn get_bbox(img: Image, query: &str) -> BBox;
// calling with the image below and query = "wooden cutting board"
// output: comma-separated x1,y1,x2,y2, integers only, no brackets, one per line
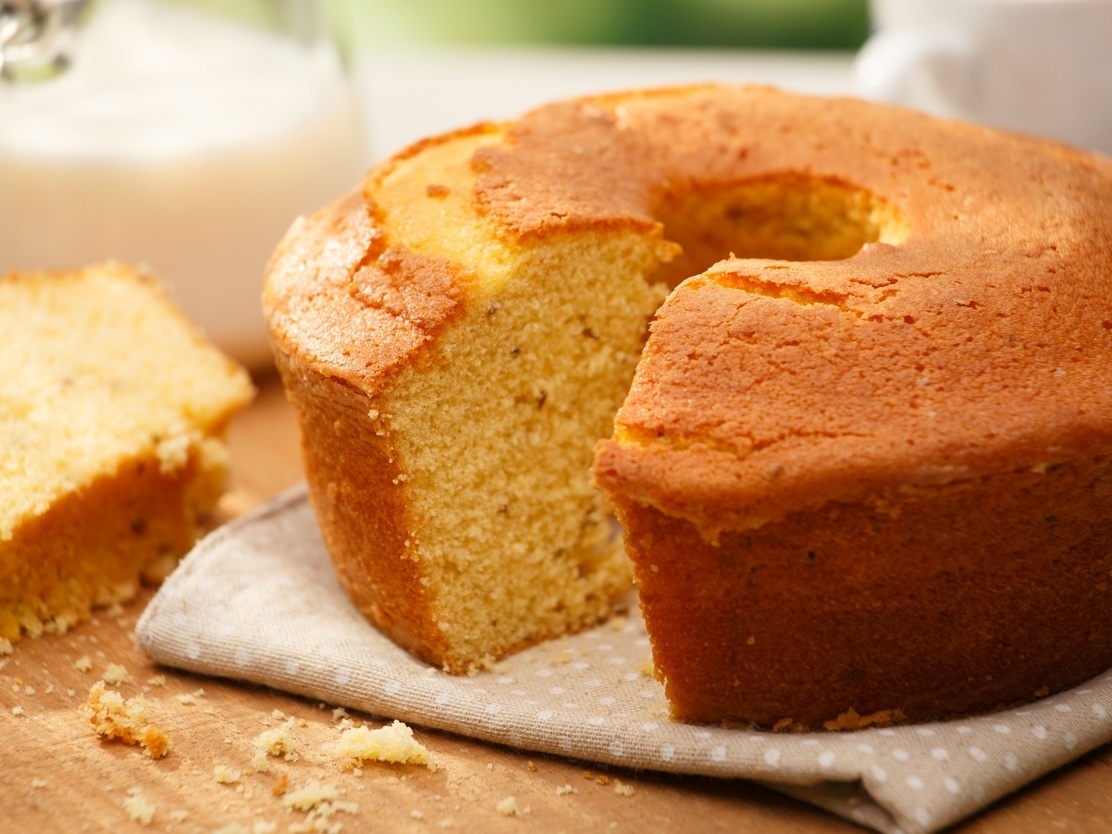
4,373,1110,833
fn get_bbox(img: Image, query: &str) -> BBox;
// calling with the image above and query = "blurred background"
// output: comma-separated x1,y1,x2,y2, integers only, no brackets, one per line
327,0,870,51
11,0,1104,370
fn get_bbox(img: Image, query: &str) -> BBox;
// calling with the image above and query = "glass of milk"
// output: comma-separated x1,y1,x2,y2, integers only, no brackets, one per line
0,0,368,369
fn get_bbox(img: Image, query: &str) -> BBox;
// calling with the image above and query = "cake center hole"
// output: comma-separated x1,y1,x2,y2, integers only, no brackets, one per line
651,175,907,287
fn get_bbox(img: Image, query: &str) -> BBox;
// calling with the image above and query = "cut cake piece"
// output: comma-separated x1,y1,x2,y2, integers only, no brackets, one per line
0,263,254,642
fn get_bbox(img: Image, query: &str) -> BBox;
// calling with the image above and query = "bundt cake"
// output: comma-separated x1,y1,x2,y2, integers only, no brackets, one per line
264,85,1112,727
0,263,254,644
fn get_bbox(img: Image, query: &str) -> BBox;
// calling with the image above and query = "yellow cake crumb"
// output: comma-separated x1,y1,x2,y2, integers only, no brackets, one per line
252,718,299,770
74,655,93,672
283,779,339,811
82,680,169,758
496,796,529,816
102,663,130,685
320,720,436,771
822,707,908,732
771,717,808,734
213,765,242,784
123,787,155,825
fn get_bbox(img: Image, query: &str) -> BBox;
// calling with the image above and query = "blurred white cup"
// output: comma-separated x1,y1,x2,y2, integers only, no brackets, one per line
853,0,1112,156
0,0,368,369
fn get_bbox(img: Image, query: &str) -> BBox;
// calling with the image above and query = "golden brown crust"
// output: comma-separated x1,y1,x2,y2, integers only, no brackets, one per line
263,190,466,394
0,440,226,641
611,453,1112,727
274,350,449,666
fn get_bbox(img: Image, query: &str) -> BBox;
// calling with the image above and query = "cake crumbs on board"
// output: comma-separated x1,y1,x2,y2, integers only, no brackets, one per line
123,786,156,825
82,680,169,758
321,720,436,771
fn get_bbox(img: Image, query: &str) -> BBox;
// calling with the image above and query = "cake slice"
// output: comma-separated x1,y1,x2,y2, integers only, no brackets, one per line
0,263,254,643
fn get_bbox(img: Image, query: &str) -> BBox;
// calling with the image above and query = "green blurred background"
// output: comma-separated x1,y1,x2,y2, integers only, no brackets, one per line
171,0,869,51
332,0,869,50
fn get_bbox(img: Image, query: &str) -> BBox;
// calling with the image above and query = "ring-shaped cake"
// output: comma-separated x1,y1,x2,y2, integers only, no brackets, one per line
264,86,1112,729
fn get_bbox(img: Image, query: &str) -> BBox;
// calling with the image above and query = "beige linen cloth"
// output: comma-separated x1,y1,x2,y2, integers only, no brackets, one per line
136,486,1112,834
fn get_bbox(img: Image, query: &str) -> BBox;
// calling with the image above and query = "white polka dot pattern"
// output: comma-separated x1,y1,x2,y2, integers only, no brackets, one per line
137,488,1112,834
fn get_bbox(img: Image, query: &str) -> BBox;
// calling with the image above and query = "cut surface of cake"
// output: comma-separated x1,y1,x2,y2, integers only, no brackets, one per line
0,263,254,642
265,127,672,672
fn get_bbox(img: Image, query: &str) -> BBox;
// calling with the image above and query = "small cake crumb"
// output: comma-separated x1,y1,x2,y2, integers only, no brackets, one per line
0,637,12,655
638,659,655,677
102,663,130,685
614,782,635,797
555,784,577,796
123,787,155,825
822,707,908,732
169,810,188,823
11,705,24,716
772,717,807,734
252,718,299,768
82,681,169,758
283,779,339,811
496,796,529,816
321,720,436,771
271,774,289,797
31,778,47,789
74,655,93,672
213,765,242,784
146,674,167,687
177,687,206,706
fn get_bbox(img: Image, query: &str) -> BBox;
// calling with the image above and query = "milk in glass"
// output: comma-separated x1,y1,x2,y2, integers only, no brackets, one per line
0,0,367,367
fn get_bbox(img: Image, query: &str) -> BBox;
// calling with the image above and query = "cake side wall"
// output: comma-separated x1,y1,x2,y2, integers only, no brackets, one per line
273,352,451,668
614,453,1112,729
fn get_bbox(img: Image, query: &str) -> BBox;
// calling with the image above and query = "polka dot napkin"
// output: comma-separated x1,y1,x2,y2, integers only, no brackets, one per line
137,486,1112,834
